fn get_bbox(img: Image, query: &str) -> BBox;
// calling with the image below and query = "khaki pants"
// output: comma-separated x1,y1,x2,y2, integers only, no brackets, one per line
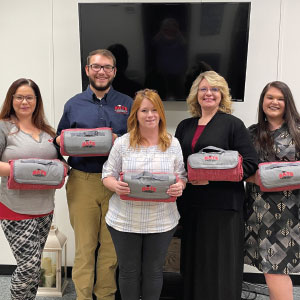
66,169,117,300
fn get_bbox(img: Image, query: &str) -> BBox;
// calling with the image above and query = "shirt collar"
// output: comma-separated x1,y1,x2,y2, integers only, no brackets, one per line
87,85,114,104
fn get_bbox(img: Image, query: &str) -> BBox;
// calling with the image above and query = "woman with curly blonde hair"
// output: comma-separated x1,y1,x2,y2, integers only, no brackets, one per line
186,70,232,117
175,71,258,300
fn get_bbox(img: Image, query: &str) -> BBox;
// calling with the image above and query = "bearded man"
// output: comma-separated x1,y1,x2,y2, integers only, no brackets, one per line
55,49,132,300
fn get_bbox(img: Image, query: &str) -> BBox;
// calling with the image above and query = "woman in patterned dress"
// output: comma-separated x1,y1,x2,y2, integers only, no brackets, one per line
244,81,300,300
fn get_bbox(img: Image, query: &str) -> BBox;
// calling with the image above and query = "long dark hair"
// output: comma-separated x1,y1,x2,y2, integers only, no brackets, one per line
255,81,300,154
0,78,55,137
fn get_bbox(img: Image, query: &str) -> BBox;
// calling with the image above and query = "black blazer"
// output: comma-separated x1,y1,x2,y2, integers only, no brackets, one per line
175,112,258,211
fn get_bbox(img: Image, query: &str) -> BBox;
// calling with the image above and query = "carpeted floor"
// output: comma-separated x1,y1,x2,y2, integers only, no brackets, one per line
0,276,76,300
1,275,300,299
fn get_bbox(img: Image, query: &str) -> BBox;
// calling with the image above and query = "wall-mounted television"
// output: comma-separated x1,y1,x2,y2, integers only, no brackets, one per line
79,2,250,101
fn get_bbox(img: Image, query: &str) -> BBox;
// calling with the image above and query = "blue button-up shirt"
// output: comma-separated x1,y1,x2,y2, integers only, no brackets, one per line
57,86,133,173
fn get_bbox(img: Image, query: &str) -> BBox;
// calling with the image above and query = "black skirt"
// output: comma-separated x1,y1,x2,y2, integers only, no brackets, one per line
180,208,244,300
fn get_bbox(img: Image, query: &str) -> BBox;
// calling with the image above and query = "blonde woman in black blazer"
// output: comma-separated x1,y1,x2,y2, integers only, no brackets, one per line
175,71,258,300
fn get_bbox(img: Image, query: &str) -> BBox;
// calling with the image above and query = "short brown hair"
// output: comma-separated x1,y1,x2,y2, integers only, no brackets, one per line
86,49,116,66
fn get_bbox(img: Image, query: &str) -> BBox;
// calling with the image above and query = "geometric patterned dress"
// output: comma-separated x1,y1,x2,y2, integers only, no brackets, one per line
244,123,300,274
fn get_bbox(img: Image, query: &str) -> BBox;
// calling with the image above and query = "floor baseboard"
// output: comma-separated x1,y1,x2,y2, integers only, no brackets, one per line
0,265,16,275
243,272,300,285
0,265,72,277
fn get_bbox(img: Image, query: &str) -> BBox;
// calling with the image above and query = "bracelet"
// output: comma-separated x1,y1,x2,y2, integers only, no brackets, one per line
53,135,59,147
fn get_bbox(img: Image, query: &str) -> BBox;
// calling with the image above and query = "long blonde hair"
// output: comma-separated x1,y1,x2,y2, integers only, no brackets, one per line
187,71,232,117
127,89,171,151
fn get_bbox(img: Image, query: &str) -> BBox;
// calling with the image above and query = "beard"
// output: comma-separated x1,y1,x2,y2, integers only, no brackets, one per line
89,76,114,92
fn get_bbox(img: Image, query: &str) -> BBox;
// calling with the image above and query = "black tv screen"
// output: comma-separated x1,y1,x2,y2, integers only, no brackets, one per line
79,2,250,101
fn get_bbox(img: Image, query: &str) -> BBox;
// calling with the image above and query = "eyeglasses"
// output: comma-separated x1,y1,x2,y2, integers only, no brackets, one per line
88,64,115,73
13,94,36,102
198,87,220,94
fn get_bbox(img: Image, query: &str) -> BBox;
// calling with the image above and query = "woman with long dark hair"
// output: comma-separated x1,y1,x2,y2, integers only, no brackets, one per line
0,78,59,300
244,81,300,300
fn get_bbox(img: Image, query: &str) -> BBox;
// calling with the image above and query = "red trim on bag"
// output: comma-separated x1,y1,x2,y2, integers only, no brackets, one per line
258,161,300,192
119,172,178,202
60,127,113,157
7,159,67,190
187,154,243,182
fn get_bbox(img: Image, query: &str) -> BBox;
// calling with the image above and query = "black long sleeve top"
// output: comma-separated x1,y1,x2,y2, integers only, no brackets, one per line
175,112,258,211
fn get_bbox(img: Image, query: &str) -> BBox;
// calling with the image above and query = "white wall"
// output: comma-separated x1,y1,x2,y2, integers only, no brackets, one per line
0,0,300,271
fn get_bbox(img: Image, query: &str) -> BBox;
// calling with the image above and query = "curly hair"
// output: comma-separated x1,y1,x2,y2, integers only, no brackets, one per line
186,70,232,117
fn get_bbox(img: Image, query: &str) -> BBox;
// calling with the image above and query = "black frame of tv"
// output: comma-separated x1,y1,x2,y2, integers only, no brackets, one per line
79,2,251,101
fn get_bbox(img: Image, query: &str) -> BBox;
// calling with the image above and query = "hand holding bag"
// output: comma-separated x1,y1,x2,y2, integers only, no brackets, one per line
120,171,178,202
187,146,243,182
60,127,113,156
7,158,67,190
258,161,300,192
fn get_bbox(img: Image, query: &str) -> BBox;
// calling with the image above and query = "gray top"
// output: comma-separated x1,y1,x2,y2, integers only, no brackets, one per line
0,120,58,214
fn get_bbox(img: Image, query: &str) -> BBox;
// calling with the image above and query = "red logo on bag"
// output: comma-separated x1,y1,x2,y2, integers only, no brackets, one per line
114,105,128,114
279,171,294,179
82,140,96,148
142,185,157,193
204,156,219,161
32,169,47,177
